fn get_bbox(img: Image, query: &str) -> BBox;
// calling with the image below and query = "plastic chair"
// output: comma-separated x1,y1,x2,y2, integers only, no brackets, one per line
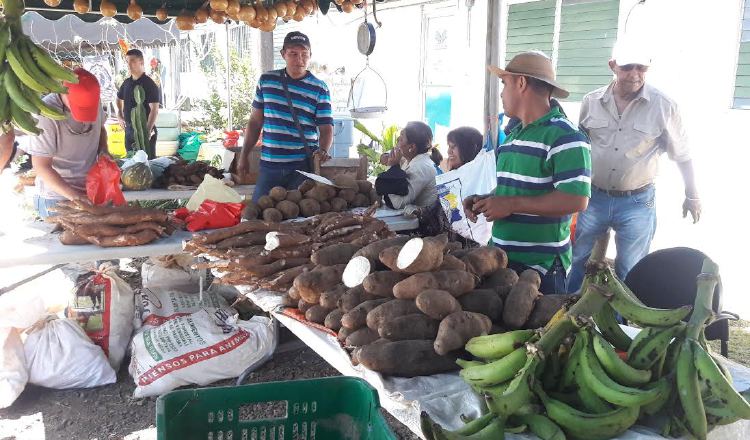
624,247,738,357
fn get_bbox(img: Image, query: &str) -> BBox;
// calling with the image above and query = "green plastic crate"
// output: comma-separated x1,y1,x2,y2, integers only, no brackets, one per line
156,377,397,440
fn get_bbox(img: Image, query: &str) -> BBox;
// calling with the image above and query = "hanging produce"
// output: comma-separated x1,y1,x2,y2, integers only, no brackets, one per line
225,0,241,19
209,0,229,12
73,0,90,14
194,7,209,23
155,6,168,21
127,0,143,20
210,8,227,24
43,0,61,7
99,0,117,17
175,9,195,30
238,4,256,22
0,0,78,135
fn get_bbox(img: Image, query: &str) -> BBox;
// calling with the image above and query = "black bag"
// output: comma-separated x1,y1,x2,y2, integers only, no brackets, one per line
280,70,315,172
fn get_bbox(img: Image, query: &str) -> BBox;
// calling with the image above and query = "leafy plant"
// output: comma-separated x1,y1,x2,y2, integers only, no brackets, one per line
189,48,257,134
355,121,400,176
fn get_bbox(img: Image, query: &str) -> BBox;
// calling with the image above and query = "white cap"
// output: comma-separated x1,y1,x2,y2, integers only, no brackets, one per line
612,39,651,66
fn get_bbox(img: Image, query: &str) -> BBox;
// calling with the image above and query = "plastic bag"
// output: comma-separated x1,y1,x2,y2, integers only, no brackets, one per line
177,132,203,162
186,174,242,211
65,265,135,370
86,155,126,206
148,156,180,180
120,150,149,171
129,309,273,398
0,293,45,408
184,200,243,232
435,149,496,245
223,130,240,148
24,316,116,389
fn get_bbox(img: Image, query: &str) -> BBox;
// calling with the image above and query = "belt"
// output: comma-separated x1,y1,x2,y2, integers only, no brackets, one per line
593,183,653,197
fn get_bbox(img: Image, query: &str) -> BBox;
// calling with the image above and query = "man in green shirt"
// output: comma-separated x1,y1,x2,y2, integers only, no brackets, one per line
464,51,591,294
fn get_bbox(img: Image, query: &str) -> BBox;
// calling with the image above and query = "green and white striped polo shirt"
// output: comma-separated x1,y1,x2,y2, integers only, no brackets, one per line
492,107,591,274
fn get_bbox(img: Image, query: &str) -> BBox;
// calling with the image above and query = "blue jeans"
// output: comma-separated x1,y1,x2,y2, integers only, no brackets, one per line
252,166,309,203
508,257,568,295
33,195,61,219
567,185,657,293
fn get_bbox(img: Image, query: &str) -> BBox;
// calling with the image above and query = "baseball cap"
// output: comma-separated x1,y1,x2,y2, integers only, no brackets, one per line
283,31,311,50
612,40,651,66
488,51,569,99
64,68,100,123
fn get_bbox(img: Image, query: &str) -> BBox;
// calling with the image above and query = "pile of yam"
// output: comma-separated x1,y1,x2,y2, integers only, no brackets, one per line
183,211,394,292
242,177,379,222
153,159,225,188
48,200,175,247
283,234,578,378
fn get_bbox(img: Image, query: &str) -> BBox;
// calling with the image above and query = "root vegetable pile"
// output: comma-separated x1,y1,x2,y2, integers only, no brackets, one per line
183,211,394,292
153,159,225,188
242,179,380,222
47,200,175,247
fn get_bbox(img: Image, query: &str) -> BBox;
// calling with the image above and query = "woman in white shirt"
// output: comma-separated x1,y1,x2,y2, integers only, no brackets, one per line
376,121,437,210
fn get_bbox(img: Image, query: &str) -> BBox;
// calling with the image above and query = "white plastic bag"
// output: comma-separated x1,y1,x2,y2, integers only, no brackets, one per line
141,255,206,291
186,174,241,211
120,150,149,170
135,288,231,329
435,149,496,245
0,293,46,408
24,316,116,389
65,266,135,370
129,309,273,398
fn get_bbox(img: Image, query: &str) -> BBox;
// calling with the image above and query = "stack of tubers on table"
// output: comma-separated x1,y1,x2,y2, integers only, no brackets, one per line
183,211,394,292
153,159,225,188
284,233,578,377
242,177,379,222
47,200,175,247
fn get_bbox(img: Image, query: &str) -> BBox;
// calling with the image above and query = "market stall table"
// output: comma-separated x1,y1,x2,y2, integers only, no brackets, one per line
23,185,256,202
231,287,750,440
0,212,418,269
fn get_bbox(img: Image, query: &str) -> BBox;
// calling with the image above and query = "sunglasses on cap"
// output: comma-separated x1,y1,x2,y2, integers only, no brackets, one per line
619,64,649,72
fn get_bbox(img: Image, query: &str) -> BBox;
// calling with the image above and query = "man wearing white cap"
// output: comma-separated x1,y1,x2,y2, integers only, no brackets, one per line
567,41,701,293
464,51,591,294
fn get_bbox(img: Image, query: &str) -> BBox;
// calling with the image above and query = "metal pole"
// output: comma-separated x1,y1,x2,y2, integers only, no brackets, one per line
260,30,274,73
483,0,501,144
225,22,232,131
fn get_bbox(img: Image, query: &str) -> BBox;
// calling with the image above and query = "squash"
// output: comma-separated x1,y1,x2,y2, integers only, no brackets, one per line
121,162,154,191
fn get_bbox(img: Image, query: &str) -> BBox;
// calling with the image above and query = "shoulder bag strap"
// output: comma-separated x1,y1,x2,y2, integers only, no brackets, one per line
280,70,314,160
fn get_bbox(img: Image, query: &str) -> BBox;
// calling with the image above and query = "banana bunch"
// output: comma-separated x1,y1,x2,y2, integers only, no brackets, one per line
0,15,78,135
423,257,750,440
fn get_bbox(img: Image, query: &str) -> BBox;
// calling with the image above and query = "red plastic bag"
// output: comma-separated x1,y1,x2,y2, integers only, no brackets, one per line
86,155,126,206
223,130,240,148
185,200,244,232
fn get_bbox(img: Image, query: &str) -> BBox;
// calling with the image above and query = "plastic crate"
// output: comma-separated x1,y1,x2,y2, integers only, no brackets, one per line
156,377,397,440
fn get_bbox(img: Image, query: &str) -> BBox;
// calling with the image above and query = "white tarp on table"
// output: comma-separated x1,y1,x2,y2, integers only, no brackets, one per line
240,287,750,439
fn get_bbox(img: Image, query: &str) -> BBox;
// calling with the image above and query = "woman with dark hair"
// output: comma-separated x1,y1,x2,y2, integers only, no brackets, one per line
446,126,483,171
376,121,437,210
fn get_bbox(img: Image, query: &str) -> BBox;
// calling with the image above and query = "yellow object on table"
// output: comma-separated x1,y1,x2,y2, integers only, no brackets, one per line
106,123,127,158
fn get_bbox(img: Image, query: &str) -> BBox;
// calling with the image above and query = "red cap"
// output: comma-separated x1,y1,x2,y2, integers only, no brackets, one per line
64,68,100,123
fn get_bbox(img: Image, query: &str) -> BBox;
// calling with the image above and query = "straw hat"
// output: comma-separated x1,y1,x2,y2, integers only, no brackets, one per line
488,51,569,99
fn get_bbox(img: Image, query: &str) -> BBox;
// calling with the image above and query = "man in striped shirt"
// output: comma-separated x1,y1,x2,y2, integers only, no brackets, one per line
464,51,591,294
237,32,334,201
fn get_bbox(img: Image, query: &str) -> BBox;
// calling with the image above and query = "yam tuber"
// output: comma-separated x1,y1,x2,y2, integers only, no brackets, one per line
311,243,361,266
262,208,283,223
434,311,492,355
356,180,373,194
438,254,467,271
378,246,402,272
461,247,508,277
415,289,462,320
519,269,542,289
366,299,419,330
330,197,347,212
524,294,577,329
378,314,439,341
342,236,411,287
502,281,542,329
257,195,275,210
305,305,331,324
319,285,347,309
340,298,390,330
276,200,300,220
269,186,288,202
345,327,380,347
480,268,519,299
357,340,459,377
299,179,316,193
293,264,346,304
393,270,477,300
299,199,321,217
362,271,409,297
337,285,377,312
458,289,504,322
285,189,303,203
337,188,356,203
396,234,448,273
324,309,344,331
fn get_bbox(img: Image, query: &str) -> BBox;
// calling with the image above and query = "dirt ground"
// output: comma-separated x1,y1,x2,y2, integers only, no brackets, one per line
0,339,419,440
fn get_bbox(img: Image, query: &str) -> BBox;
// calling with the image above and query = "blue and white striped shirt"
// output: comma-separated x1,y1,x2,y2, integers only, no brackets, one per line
253,69,333,169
